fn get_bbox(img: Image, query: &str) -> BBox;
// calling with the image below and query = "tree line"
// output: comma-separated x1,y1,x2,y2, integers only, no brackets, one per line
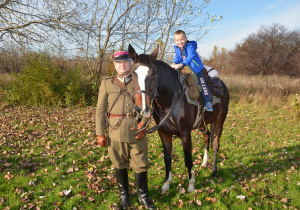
0,0,220,78
204,24,299,77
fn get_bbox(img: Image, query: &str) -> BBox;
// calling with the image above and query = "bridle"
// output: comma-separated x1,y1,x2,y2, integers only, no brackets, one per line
133,66,158,135
133,67,188,135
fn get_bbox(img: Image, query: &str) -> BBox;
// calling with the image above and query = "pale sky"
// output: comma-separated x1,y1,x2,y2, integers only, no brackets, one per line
197,0,300,59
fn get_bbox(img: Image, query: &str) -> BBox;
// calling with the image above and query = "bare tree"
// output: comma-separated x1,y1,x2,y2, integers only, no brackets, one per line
1,0,221,78
0,0,86,51
126,0,221,62
228,23,300,76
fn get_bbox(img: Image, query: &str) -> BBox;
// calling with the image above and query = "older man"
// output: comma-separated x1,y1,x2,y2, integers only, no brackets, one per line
96,51,155,209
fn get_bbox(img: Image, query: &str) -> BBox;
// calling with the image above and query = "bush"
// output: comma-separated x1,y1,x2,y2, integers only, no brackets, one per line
6,53,93,106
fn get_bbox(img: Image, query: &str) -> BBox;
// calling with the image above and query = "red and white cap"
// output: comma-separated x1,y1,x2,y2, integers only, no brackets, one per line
113,51,132,61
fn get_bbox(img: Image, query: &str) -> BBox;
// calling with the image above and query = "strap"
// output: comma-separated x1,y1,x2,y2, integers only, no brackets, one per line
114,77,135,103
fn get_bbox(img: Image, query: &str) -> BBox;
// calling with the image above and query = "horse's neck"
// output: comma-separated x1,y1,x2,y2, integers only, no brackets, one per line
156,68,181,109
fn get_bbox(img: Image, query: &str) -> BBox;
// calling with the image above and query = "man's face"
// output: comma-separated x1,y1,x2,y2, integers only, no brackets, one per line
114,60,132,77
174,33,187,49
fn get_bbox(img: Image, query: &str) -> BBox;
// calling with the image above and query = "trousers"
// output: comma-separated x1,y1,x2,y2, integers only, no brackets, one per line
196,70,211,104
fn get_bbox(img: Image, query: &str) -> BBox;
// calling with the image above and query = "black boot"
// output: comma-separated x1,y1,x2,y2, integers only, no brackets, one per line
135,171,155,210
116,168,131,209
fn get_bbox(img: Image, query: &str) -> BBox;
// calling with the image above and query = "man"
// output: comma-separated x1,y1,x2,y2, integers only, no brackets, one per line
96,51,155,210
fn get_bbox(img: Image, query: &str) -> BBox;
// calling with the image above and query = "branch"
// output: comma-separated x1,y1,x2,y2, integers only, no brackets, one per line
0,0,11,8
0,19,54,32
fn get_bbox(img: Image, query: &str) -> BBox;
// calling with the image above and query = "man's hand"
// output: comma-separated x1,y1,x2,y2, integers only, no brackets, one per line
135,121,146,140
97,135,108,147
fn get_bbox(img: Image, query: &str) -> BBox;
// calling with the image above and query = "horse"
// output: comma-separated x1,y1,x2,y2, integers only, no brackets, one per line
128,45,229,192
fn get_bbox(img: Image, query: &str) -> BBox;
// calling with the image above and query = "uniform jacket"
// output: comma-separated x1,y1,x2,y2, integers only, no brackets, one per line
96,76,139,143
172,40,204,74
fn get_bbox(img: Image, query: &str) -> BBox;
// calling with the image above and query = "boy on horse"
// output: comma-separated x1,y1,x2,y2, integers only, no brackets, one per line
171,30,213,112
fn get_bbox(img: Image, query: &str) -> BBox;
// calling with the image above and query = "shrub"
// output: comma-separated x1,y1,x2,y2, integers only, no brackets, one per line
6,53,92,106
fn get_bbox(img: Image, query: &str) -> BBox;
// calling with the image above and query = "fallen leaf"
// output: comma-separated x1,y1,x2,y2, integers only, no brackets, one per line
63,189,71,196
178,200,183,208
66,168,73,174
195,199,202,206
222,189,230,194
207,188,215,194
28,180,35,186
211,198,217,203
15,186,23,194
205,197,211,201
178,185,185,194
88,197,95,202
237,195,245,200
54,167,60,172
4,172,13,180
280,198,288,203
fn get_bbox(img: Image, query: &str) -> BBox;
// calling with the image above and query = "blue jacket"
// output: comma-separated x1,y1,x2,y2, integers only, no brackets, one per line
172,40,204,74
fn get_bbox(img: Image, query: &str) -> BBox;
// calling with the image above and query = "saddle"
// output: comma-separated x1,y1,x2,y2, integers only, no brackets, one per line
181,66,223,100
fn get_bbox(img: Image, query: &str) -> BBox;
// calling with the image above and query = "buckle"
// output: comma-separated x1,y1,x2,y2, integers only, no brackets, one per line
127,113,133,118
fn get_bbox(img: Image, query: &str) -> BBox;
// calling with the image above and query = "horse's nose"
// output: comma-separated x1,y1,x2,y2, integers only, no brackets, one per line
140,105,149,117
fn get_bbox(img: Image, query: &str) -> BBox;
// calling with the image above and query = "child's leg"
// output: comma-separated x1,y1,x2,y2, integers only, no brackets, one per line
196,70,213,111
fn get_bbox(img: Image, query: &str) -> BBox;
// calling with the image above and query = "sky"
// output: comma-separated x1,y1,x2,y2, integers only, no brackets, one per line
197,0,300,59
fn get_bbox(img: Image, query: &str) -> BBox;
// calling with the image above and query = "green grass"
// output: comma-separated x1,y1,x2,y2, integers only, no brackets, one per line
0,104,299,210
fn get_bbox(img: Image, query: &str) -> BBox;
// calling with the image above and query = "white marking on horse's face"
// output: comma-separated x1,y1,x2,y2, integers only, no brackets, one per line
135,65,150,111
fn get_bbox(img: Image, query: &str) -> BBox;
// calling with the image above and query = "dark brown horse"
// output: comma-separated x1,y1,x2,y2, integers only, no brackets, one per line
128,45,229,192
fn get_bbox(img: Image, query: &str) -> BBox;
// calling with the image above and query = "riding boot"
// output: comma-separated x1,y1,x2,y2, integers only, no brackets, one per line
116,168,131,209
135,171,155,210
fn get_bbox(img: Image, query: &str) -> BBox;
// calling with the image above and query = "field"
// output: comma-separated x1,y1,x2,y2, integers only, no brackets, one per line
0,75,299,209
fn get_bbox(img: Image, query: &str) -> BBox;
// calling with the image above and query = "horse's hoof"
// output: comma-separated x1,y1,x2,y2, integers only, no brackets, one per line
160,189,169,194
211,173,217,178
201,163,208,168
187,186,195,192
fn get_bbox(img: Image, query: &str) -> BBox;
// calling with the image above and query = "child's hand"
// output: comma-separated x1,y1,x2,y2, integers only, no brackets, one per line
173,63,183,70
171,63,176,68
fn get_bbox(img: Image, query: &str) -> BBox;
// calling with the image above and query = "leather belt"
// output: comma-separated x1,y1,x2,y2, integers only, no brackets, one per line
109,113,135,119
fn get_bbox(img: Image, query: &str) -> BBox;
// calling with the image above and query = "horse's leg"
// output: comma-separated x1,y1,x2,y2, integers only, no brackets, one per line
200,128,210,167
159,131,173,192
181,132,195,192
211,120,223,177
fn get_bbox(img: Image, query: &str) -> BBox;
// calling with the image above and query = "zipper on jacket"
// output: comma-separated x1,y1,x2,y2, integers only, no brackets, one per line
192,60,199,66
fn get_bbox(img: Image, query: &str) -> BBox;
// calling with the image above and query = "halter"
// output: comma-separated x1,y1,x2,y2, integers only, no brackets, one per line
133,66,159,135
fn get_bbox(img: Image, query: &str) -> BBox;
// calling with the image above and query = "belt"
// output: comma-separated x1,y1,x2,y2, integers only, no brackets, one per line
109,112,135,119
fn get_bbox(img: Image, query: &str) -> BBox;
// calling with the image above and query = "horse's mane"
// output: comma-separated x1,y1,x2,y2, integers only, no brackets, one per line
135,54,182,94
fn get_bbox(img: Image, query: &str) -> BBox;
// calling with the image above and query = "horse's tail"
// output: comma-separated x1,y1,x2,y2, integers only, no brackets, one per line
220,79,230,106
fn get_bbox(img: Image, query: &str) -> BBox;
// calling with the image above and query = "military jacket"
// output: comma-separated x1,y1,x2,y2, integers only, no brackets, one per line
96,76,139,143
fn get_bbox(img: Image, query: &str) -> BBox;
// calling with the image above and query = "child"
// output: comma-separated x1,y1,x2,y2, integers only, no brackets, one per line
171,30,213,112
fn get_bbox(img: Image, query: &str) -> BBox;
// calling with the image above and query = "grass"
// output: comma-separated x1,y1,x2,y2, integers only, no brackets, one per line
0,102,299,210
0,74,299,209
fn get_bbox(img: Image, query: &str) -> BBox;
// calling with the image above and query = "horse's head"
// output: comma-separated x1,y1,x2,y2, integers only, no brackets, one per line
128,45,159,129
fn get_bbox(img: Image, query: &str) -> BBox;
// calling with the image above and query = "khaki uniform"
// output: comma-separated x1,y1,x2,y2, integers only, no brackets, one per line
96,76,149,173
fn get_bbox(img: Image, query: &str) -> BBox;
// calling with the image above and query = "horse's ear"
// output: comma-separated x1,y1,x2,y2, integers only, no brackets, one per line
151,45,159,58
128,44,138,62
